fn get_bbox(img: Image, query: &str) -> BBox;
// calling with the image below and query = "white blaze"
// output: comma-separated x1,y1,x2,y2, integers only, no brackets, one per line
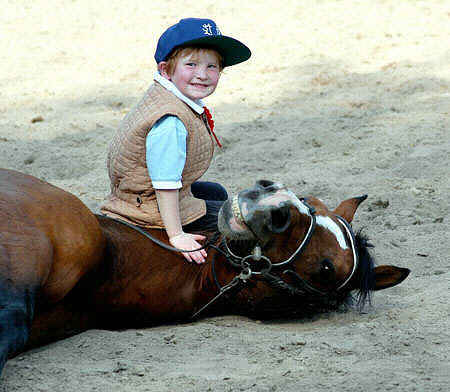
316,216,348,250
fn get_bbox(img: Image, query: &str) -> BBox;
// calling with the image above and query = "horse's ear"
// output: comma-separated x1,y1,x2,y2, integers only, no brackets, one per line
372,265,410,291
333,195,368,223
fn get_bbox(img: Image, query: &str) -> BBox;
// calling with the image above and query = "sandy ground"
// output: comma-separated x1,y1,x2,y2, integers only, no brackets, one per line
1,1,449,391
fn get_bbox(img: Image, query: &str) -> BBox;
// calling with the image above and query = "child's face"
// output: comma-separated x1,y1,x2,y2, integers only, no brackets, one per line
161,49,221,101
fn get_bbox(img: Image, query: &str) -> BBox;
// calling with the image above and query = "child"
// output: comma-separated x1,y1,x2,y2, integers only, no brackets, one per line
101,18,251,264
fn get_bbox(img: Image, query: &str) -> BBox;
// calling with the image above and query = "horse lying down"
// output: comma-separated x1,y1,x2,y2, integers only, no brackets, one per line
0,169,409,375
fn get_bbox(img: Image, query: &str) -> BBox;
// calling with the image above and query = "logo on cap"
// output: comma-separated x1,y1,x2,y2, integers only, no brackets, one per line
202,23,213,36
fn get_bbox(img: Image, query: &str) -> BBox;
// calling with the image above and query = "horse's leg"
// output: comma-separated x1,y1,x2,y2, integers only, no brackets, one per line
0,230,52,376
0,280,37,373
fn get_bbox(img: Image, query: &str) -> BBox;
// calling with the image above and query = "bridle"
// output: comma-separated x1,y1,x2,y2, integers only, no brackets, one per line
229,191,358,290
103,192,359,319
191,192,360,318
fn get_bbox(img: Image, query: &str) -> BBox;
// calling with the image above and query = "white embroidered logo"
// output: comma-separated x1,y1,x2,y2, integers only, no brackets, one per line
202,23,213,35
216,27,222,35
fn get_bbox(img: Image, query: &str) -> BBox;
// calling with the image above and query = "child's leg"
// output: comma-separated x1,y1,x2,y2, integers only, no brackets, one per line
191,181,228,201
183,200,223,233
185,182,228,233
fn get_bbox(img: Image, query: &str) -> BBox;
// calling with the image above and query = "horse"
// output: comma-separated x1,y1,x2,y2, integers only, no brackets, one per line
0,169,410,375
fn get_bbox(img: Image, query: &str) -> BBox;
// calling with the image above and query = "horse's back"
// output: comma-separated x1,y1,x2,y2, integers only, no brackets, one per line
0,168,105,302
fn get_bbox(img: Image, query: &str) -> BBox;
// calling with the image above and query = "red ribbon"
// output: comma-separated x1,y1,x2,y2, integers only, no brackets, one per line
203,106,222,148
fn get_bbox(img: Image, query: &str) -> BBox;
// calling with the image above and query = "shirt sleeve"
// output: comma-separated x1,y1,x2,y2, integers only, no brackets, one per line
146,116,187,189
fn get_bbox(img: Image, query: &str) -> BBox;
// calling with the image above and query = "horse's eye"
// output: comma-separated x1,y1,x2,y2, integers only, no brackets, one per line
320,259,336,282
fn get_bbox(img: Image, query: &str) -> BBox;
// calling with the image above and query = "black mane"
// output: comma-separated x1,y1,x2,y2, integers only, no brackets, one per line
353,230,376,308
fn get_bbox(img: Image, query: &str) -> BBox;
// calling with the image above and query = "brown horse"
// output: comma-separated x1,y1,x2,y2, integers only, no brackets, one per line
0,169,409,375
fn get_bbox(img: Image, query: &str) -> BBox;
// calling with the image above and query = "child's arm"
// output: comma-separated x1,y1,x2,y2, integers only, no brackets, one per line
148,116,207,263
155,189,207,264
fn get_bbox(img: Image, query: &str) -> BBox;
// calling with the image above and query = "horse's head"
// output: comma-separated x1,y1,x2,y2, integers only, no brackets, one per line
218,180,410,314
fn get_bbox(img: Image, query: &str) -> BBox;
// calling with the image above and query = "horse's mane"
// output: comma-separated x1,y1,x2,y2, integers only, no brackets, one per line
353,229,376,308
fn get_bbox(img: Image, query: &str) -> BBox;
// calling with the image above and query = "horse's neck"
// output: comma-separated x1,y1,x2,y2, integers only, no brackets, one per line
92,221,240,319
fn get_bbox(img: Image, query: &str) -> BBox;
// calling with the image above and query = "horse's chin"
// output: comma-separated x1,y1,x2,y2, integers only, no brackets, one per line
218,199,254,241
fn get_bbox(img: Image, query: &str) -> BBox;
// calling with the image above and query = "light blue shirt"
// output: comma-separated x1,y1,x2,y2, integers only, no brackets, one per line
146,116,187,189
146,72,207,190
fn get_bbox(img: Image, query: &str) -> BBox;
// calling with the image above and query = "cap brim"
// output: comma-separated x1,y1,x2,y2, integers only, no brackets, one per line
176,35,251,67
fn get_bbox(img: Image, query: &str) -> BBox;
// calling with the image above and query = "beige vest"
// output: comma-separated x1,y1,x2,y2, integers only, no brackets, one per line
100,82,214,228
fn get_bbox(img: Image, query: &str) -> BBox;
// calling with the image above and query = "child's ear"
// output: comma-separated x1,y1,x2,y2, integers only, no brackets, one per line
158,62,171,80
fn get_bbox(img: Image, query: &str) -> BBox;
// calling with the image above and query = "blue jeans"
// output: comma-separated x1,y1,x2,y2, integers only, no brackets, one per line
183,181,228,233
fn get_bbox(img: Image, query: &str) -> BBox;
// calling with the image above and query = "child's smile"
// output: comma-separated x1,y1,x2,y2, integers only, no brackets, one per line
168,50,221,101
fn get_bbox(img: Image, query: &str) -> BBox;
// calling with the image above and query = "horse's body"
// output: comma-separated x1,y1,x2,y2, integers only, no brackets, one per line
0,169,409,375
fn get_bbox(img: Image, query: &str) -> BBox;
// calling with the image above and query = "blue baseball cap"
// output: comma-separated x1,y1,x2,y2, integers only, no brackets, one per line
155,18,251,67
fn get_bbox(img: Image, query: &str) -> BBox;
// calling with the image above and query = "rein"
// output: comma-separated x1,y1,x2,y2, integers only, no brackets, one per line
104,216,212,253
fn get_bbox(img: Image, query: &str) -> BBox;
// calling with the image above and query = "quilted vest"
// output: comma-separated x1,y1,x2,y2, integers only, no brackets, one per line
100,82,214,228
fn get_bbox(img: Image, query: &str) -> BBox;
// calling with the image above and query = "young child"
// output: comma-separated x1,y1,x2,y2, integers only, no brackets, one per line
101,18,251,264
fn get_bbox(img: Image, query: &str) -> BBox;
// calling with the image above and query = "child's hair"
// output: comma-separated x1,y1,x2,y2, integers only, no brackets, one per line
164,46,224,76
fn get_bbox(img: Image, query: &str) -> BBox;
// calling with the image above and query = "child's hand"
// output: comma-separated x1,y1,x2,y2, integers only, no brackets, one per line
169,232,207,264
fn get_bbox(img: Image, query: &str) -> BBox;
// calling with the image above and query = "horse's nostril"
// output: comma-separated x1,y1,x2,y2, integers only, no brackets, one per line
246,190,260,200
257,180,275,189
268,205,291,233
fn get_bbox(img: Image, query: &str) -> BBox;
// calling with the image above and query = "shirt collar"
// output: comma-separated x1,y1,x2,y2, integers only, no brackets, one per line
154,72,204,114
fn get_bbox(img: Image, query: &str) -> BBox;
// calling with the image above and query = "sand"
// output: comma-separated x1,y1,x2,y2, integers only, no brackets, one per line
1,1,449,391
